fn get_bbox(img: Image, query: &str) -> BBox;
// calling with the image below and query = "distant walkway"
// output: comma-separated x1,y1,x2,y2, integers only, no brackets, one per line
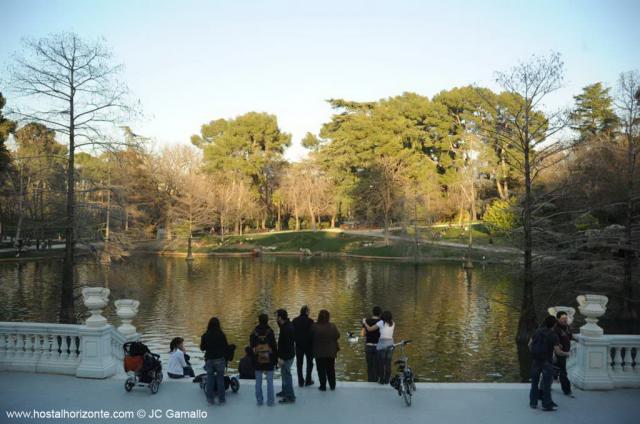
343,229,522,255
1,372,638,424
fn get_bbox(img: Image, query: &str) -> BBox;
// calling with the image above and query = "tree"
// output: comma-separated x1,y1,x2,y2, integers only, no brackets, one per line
6,33,136,323
481,53,570,344
0,93,16,178
571,82,619,140
614,70,640,320
11,123,66,244
352,156,407,244
192,112,291,228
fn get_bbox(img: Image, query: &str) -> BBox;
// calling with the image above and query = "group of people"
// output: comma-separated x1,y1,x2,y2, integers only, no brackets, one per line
528,310,576,411
165,305,396,407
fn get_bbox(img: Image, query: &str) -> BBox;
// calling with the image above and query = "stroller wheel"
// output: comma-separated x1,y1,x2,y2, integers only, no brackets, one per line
157,371,163,383
150,379,160,394
124,378,135,392
230,377,239,393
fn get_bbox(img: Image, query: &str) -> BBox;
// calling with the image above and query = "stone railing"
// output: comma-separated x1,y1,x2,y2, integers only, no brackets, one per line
0,287,140,379
564,294,640,389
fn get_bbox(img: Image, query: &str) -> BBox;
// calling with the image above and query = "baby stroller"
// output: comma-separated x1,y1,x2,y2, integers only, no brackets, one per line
194,344,239,394
123,341,163,394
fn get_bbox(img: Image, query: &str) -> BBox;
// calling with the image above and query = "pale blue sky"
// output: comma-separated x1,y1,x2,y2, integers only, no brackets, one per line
1,0,639,160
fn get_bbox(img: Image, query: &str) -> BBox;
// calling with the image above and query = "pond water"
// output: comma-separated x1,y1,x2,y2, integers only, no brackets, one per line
0,255,524,382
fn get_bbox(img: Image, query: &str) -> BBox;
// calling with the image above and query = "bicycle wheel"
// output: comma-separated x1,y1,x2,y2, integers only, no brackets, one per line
402,378,412,406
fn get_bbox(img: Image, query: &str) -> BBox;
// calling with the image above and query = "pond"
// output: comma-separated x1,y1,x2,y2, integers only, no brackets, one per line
0,255,524,382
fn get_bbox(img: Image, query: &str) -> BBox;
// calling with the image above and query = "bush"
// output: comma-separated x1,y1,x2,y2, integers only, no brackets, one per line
575,213,599,231
483,199,518,235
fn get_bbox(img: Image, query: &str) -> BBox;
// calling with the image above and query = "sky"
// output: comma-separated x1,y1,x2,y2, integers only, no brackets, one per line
1,0,639,160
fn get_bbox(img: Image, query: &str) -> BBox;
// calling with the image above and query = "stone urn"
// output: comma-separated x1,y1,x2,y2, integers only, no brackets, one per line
82,287,110,328
114,299,140,336
548,306,576,325
577,294,608,337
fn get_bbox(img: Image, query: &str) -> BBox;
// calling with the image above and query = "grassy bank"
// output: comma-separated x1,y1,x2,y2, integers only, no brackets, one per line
144,230,519,262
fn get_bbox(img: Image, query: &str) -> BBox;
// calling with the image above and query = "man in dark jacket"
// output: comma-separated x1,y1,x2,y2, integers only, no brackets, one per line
276,309,296,403
529,315,570,411
361,306,381,382
292,305,314,387
250,314,278,406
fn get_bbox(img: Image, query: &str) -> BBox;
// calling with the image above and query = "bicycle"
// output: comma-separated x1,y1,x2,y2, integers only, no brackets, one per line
388,340,416,406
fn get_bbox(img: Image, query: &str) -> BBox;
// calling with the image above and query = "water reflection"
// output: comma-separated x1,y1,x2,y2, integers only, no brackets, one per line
0,256,523,382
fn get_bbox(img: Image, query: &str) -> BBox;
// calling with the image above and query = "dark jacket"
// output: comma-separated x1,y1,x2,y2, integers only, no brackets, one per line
554,323,574,352
292,313,314,351
249,324,278,371
312,322,340,359
277,319,296,360
200,330,229,361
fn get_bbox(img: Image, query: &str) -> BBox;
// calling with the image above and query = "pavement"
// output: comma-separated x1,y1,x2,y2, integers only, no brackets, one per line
1,372,638,424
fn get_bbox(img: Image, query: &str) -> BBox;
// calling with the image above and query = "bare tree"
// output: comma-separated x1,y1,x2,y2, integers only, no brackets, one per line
6,32,137,323
615,70,640,320
480,53,571,343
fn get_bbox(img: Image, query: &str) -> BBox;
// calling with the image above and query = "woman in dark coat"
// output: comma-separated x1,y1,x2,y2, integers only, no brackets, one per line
200,317,229,404
312,309,340,391
249,313,278,406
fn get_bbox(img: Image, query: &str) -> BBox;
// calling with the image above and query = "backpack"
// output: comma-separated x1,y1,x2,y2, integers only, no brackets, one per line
254,329,273,365
530,329,548,361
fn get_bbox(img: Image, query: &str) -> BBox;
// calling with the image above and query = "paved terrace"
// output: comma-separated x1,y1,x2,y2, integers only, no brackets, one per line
1,372,638,424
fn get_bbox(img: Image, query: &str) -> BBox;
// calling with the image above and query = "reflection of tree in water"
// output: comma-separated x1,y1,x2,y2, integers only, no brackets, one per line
0,257,524,382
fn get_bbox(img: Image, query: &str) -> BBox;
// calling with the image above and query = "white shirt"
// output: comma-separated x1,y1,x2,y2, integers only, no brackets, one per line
376,320,395,340
167,349,188,375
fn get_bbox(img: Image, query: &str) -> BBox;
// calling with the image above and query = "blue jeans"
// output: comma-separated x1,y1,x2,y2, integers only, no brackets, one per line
530,360,553,408
376,348,393,384
205,358,226,403
281,358,295,399
255,370,274,405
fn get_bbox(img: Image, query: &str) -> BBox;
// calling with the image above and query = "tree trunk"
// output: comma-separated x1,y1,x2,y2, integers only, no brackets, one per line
295,209,300,231
220,215,225,241
276,202,281,231
622,132,637,320
60,90,76,324
331,215,336,228
517,133,537,345
383,213,390,246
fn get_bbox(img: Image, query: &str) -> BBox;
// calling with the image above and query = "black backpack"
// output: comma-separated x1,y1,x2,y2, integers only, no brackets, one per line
530,329,548,361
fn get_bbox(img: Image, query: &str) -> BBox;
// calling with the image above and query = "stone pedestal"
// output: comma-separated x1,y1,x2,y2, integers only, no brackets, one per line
75,325,117,379
569,335,615,390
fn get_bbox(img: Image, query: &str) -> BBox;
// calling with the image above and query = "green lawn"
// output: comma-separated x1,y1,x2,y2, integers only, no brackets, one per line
393,223,515,247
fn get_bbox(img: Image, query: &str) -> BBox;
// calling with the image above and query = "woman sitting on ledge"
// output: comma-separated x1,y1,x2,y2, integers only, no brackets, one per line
167,337,195,379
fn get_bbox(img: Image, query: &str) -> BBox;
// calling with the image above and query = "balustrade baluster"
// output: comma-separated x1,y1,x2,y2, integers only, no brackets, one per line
60,335,70,361
621,347,631,372
15,333,24,357
612,347,623,370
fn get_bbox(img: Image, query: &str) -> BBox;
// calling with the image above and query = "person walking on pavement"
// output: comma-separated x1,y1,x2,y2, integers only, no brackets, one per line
292,305,315,387
276,309,296,404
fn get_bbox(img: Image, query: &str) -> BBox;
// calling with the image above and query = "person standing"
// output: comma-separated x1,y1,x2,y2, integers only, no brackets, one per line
363,310,395,384
276,309,296,403
312,309,340,391
200,317,229,405
292,305,315,387
250,313,278,406
360,306,381,382
554,311,576,397
529,315,570,411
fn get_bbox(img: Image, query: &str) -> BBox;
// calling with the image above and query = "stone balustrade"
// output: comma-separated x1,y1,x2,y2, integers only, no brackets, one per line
0,287,140,379
566,295,640,390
